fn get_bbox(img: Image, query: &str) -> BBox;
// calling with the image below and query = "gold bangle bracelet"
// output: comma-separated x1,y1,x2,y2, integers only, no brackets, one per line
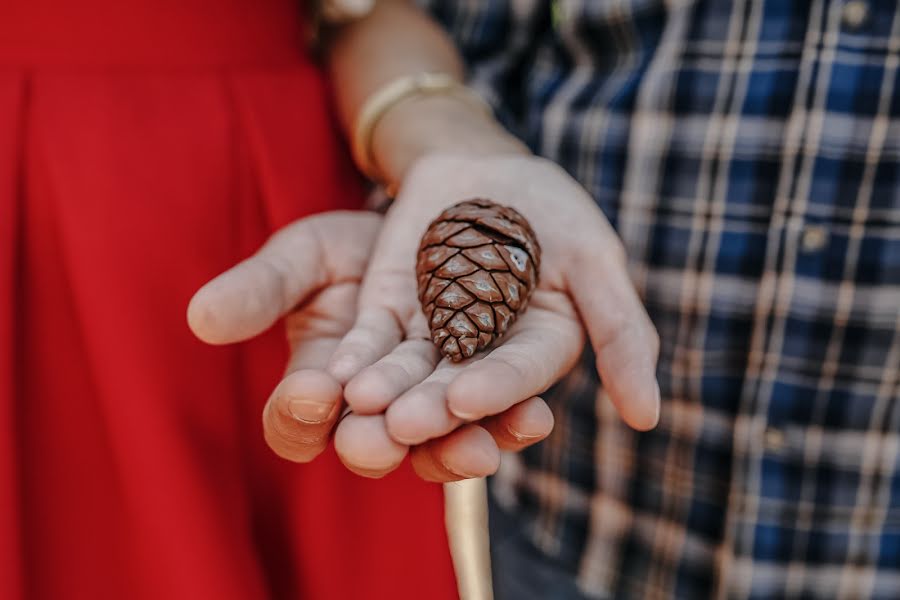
351,72,493,191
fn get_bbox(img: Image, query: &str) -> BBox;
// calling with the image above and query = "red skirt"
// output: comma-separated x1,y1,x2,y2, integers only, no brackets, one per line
0,1,456,598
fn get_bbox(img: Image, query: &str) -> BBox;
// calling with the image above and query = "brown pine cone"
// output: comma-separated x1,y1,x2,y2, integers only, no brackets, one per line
416,199,541,362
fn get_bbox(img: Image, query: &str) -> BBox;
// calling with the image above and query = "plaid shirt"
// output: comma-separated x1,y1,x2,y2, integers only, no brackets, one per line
423,1,900,598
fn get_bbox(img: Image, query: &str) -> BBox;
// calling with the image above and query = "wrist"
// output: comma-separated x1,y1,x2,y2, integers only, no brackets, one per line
370,92,529,191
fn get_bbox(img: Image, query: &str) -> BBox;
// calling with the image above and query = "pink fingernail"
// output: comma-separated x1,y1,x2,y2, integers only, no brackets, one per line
506,426,544,443
288,399,334,424
440,459,480,480
448,405,478,421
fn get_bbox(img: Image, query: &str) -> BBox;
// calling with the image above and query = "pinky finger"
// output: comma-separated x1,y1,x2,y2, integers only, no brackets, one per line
409,425,501,483
480,396,554,452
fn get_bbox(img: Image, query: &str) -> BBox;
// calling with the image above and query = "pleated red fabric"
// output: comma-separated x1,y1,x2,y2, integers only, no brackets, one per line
0,2,457,599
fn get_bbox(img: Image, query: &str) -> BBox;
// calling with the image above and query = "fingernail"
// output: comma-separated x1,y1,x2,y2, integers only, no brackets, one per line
345,0,374,14
506,426,545,443
440,459,480,480
651,381,661,427
328,356,358,383
287,399,334,424
448,405,478,421
441,447,497,479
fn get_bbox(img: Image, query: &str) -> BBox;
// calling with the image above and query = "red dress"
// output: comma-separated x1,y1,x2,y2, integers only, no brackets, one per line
0,1,456,598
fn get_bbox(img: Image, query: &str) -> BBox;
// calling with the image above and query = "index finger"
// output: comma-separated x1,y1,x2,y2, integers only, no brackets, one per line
567,243,661,431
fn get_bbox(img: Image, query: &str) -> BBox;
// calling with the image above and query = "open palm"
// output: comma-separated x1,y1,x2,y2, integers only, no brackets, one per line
326,154,661,481
188,211,555,478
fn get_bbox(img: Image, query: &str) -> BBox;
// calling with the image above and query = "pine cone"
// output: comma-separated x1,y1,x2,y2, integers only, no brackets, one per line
416,199,541,362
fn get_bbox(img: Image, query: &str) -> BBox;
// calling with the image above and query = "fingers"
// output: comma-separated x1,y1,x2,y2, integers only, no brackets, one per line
568,244,661,431
263,283,359,463
263,369,343,463
379,298,580,446
410,400,552,484
327,192,435,383
343,339,440,414
326,306,405,383
444,296,583,422
409,425,501,483
335,396,553,481
188,211,380,345
383,361,464,445
326,271,431,386
333,413,409,478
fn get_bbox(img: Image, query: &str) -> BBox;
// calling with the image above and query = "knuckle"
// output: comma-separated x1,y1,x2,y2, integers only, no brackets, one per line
606,237,628,265
629,313,661,360
255,254,292,312
600,310,636,346
593,316,659,371
589,235,627,266
493,350,547,391
573,236,627,276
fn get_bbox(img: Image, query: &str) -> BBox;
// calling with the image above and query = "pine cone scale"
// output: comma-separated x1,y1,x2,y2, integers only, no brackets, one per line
421,277,450,305
456,271,504,303
433,282,474,310
464,302,495,332
461,245,509,271
445,228,494,248
434,254,479,279
420,221,469,247
419,246,459,272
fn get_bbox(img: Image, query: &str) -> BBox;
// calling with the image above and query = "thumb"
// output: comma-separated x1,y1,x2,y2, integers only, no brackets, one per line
567,240,661,431
187,210,381,345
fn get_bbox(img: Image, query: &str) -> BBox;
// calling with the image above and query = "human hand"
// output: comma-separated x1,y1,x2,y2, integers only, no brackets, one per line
328,154,661,481
187,211,554,475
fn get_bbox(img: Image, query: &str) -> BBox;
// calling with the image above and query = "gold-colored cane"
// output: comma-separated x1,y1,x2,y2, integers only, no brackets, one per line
444,478,493,600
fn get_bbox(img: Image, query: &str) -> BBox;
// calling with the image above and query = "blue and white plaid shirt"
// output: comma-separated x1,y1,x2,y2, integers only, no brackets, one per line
423,1,900,598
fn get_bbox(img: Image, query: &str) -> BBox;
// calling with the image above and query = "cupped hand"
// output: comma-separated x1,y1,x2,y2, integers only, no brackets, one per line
328,155,661,481
187,211,553,477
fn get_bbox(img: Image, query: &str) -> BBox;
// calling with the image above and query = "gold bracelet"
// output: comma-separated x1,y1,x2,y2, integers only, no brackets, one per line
351,72,493,191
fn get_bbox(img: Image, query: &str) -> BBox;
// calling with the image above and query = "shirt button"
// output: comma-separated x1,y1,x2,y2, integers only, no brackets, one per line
842,1,869,29
764,427,786,452
801,224,829,252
